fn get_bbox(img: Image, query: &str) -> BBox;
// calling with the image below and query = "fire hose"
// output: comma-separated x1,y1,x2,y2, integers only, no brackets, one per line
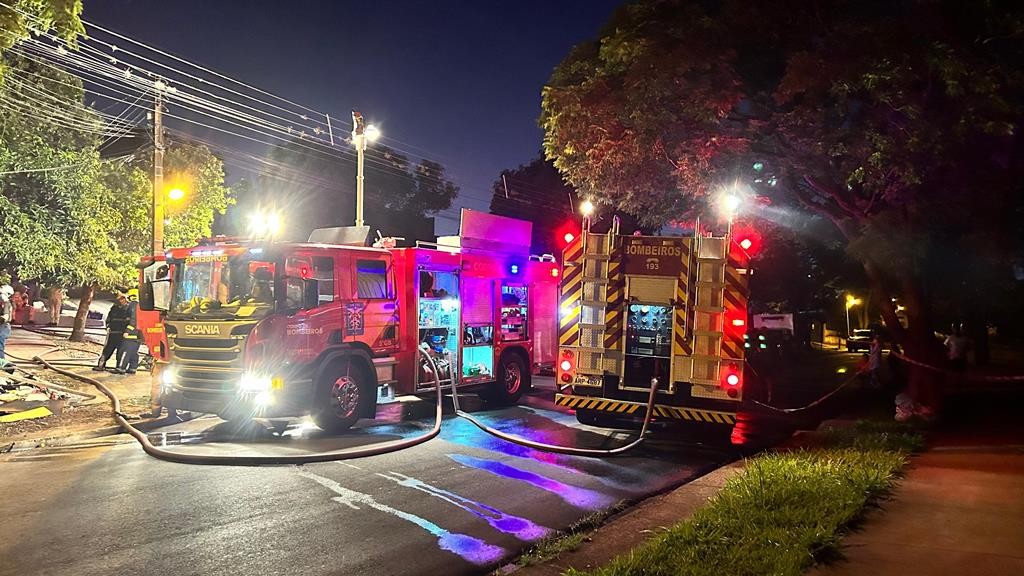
17,346,445,466
446,349,659,456
10,340,661,462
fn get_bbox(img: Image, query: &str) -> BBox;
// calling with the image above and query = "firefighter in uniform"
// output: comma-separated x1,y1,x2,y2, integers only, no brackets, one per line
115,289,142,375
93,291,130,371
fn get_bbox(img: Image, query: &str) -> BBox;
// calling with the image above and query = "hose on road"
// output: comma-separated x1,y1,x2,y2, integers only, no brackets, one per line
16,342,658,463
444,348,659,456
24,348,445,466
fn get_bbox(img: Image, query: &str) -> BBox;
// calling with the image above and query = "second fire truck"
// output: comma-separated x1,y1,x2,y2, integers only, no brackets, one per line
554,220,754,430
141,211,559,432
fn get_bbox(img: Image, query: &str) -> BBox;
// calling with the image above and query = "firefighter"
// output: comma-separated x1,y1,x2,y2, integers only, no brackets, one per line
115,289,142,375
93,291,130,371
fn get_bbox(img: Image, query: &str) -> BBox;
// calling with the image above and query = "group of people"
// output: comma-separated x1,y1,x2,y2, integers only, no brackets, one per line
93,289,143,375
0,282,64,327
859,323,972,422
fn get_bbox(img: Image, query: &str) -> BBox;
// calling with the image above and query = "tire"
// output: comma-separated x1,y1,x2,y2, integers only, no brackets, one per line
313,359,374,434
479,353,530,406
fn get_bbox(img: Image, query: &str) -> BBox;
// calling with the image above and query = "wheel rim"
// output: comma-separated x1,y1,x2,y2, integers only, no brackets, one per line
329,375,360,418
504,361,521,394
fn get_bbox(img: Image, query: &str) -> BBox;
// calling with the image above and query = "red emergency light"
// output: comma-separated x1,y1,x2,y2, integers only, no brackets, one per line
721,362,741,397
563,232,575,244
559,349,575,383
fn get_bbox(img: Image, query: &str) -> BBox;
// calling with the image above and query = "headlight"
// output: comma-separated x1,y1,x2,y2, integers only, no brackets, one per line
161,366,177,386
239,373,272,392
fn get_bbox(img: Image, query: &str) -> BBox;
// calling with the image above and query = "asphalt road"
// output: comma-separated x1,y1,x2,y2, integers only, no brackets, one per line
0,378,738,576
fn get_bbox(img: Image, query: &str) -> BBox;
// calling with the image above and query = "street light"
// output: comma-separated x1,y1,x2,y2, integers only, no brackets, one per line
845,294,861,338
248,209,282,239
351,111,379,228
579,199,595,218
167,187,185,202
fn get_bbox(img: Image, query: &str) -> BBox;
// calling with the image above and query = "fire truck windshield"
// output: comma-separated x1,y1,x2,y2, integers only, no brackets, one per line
169,254,277,319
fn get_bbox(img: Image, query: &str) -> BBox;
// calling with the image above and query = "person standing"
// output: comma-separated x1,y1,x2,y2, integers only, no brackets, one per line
47,285,63,327
93,292,130,371
867,334,883,388
116,289,142,375
944,323,970,372
0,285,13,366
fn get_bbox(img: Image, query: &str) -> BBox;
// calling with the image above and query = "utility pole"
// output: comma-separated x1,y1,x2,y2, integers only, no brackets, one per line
152,86,165,256
351,110,366,228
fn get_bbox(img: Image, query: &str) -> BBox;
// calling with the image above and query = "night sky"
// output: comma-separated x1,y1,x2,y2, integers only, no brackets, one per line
83,0,626,234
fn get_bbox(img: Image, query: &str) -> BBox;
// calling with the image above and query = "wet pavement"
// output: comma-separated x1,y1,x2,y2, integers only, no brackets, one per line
0,378,739,576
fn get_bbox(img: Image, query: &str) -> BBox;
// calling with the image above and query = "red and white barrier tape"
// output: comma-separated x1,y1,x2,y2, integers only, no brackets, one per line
890,352,1024,382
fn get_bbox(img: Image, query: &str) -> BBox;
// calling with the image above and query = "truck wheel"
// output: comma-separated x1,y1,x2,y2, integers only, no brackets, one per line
313,360,373,434
479,353,530,406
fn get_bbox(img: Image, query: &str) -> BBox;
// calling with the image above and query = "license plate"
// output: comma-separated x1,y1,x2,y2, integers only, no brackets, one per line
574,374,602,387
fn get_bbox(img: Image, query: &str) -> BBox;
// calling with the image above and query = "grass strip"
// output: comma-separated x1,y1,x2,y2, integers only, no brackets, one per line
516,501,629,567
567,428,916,576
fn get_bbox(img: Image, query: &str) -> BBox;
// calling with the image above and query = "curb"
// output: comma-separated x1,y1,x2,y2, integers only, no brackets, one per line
3,424,126,453
503,460,746,576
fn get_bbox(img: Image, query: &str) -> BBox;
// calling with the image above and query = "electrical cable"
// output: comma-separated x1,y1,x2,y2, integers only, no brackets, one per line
12,39,485,202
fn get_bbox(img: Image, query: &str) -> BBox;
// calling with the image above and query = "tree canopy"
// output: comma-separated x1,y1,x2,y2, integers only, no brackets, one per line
0,0,83,66
542,0,1024,342
0,52,234,290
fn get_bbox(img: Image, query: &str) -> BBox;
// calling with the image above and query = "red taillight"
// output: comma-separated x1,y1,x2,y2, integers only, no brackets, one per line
726,373,740,386
731,319,745,327
563,232,575,244
560,360,573,372
560,373,572,383
739,238,753,250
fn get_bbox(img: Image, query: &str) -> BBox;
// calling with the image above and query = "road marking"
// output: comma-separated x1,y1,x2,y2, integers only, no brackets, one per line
448,453,614,510
377,471,551,541
296,469,506,566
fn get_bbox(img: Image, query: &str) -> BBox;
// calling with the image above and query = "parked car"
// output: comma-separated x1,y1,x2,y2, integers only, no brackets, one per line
847,329,874,352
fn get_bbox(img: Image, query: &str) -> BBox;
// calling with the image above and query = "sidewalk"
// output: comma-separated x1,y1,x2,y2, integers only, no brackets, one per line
808,449,1024,576
0,328,154,448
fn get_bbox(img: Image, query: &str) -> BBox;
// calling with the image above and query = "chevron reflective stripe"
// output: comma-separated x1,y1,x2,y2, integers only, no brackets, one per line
554,394,736,425
604,238,625,350
559,236,584,347
722,263,748,360
673,238,694,356
555,394,641,414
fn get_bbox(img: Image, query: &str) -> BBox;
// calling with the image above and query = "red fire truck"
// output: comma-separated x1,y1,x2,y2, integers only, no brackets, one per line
554,220,753,431
140,211,559,432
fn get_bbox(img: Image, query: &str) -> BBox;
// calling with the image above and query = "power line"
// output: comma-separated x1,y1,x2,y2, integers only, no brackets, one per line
0,154,133,176
3,4,498,211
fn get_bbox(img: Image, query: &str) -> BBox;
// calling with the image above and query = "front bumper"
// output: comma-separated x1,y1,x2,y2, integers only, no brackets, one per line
554,393,737,425
162,378,313,418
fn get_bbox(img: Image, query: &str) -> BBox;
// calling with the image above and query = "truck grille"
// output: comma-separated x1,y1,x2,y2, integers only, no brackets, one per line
168,334,243,396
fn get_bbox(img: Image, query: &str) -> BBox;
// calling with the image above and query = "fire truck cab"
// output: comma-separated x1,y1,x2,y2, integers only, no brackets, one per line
143,211,558,432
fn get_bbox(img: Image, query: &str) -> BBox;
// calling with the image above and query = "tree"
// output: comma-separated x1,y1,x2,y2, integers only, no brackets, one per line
0,51,236,340
0,1,83,69
542,0,1024,386
489,156,578,254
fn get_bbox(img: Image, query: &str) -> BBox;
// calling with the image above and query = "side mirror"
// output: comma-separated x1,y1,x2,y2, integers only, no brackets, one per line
302,278,319,310
139,282,155,311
